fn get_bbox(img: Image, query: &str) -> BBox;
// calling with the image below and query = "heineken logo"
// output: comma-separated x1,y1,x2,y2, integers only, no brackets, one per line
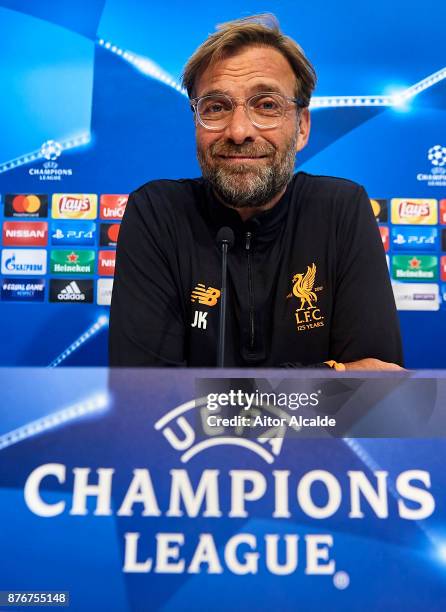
50,250,95,274
392,255,438,280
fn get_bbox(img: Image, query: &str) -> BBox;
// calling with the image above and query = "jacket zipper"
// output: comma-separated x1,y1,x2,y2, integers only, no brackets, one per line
245,231,255,350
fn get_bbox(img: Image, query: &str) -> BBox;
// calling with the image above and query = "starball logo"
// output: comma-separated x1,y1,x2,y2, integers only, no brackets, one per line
416,145,446,188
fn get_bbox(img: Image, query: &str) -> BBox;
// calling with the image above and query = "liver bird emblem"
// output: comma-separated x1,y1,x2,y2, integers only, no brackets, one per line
291,263,317,311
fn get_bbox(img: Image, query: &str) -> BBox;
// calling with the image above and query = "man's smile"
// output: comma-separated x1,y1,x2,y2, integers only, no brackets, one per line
216,154,269,161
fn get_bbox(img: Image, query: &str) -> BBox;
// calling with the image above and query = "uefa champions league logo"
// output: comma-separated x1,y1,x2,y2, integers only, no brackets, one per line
40,140,62,161
417,144,446,186
28,140,73,181
427,144,446,167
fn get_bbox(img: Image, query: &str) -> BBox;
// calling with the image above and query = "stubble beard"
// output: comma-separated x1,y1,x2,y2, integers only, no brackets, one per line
197,133,298,209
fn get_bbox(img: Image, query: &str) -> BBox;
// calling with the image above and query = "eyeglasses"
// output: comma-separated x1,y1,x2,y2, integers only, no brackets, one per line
190,91,304,131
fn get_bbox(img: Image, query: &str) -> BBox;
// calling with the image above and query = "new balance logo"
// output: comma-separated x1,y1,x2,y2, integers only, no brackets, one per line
191,284,221,306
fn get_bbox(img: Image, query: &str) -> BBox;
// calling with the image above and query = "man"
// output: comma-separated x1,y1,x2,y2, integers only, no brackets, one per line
109,14,403,370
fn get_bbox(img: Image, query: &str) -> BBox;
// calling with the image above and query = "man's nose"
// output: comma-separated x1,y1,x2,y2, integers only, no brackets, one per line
223,103,257,144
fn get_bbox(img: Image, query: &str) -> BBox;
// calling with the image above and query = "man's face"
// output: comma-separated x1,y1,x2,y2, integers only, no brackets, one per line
194,45,310,209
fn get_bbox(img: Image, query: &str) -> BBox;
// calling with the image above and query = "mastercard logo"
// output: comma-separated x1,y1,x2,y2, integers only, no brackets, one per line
370,199,381,217
4,194,48,217
369,199,388,222
12,195,42,213
100,223,120,246
107,224,120,243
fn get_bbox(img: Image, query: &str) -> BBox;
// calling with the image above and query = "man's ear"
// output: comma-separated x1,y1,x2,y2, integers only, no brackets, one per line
295,108,311,153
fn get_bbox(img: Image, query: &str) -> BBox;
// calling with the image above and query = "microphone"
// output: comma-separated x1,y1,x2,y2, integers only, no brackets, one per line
216,227,235,367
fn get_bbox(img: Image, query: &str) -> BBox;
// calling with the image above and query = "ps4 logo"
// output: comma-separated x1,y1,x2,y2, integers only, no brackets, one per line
391,227,437,251
51,222,96,246
394,234,435,245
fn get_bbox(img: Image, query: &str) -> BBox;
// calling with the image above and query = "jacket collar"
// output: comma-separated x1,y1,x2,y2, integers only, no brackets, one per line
203,173,300,245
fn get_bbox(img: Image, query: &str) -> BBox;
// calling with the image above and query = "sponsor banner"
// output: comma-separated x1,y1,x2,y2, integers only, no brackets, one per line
50,250,95,275
392,255,438,281
440,200,446,225
370,199,387,222
441,256,446,282
1,248,47,275
49,279,93,303
4,194,48,218
100,223,120,246
99,194,128,220
391,198,437,225
378,226,389,252
97,278,114,305
51,194,97,220
2,221,48,246
391,227,438,251
51,221,96,246
392,282,439,311
98,250,116,276
1,277,45,302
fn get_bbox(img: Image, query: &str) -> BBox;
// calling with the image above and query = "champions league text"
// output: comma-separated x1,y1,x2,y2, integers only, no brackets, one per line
23,464,434,576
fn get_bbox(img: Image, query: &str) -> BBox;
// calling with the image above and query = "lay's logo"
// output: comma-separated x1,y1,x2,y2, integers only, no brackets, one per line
391,199,437,225
52,194,97,220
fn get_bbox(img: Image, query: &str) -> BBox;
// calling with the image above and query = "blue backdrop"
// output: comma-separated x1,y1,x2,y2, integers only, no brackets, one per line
0,0,445,367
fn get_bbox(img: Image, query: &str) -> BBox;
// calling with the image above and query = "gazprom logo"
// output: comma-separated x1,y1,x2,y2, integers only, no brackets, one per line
1,249,47,275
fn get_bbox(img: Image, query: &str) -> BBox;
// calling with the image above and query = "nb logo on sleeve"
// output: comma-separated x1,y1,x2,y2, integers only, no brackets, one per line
191,284,221,306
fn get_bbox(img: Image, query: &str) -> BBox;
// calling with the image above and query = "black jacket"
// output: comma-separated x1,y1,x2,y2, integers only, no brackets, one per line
109,172,403,367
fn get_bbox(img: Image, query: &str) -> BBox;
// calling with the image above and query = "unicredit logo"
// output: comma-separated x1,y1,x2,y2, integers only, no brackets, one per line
399,202,429,217
58,196,91,213
100,195,128,220
102,205,125,218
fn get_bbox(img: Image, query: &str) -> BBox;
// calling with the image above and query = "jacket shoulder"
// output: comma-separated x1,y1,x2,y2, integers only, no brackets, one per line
131,178,203,209
298,172,365,198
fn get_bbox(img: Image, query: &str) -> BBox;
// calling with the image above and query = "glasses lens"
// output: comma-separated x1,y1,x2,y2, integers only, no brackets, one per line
248,93,285,127
197,95,232,129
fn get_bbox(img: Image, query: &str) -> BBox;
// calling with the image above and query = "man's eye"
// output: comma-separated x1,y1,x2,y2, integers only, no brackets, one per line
253,97,281,113
208,104,224,113
201,99,230,114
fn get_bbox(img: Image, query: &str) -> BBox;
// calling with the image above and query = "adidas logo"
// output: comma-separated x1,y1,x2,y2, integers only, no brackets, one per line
57,281,85,301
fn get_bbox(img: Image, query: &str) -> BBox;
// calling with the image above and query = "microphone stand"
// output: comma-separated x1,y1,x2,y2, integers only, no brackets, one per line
216,227,234,367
